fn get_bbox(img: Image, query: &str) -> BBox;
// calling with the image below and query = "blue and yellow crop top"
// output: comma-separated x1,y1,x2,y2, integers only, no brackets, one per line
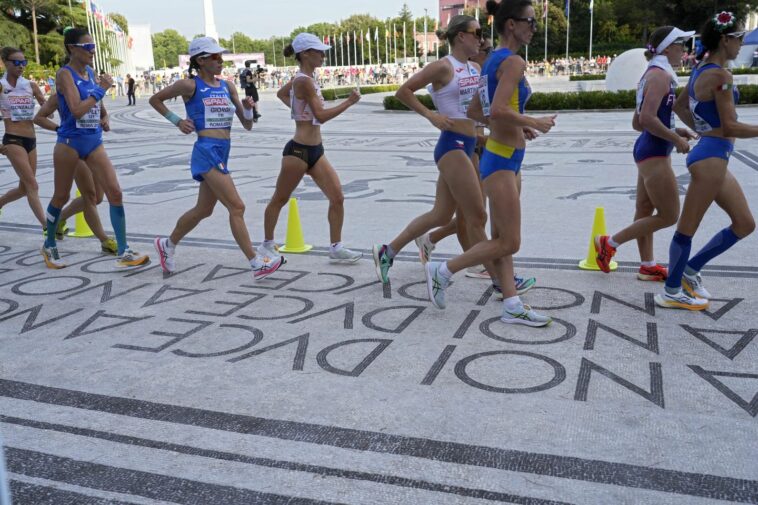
477,47,531,117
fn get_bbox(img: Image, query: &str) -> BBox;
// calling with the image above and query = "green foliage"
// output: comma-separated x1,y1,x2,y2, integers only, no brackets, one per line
383,94,434,110
0,14,31,53
152,29,188,69
322,84,399,101
570,68,758,81
110,13,128,34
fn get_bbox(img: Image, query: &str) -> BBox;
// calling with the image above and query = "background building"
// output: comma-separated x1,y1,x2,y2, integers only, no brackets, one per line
131,24,155,73
439,0,486,27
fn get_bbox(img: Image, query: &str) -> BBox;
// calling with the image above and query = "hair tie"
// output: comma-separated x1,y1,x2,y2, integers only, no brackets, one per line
714,11,736,32
646,44,656,54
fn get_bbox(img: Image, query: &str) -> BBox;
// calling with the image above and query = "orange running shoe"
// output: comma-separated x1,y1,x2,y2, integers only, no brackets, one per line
638,264,668,282
593,235,616,273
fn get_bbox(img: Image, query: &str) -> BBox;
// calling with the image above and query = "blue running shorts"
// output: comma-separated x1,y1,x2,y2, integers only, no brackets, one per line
686,136,734,167
191,137,231,182
57,134,103,159
479,138,525,179
633,131,673,163
433,130,476,164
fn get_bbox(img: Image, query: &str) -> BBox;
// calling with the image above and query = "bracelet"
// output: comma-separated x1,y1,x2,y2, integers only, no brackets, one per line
88,87,106,102
162,111,182,126
243,107,255,120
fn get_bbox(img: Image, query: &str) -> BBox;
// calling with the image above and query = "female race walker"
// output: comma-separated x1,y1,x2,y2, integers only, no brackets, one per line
0,47,47,229
260,33,362,262
33,92,118,254
42,27,148,269
594,26,697,280
372,15,494,284
150,37,284,280
424,0,557,327
656,12,755,310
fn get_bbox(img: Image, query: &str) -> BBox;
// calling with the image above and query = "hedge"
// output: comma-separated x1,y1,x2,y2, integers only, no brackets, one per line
322,84,400,101
383,84,758,111
569,67,758,81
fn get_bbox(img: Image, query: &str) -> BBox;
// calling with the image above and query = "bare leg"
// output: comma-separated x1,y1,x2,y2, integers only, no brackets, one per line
309,156,346,244
3,145,45,226
170,180,218,245
264,156,307,241
199,168,256,260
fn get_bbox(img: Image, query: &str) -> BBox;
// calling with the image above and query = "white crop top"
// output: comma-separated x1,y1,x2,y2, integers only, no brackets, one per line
0,74,35,122
290,72,323,126
427,55,479,118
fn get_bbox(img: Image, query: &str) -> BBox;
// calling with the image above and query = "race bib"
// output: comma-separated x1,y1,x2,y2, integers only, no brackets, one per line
478,78,491,117
203,95,234,129
76,102,101,129
458,76,479,114
8,95,34,121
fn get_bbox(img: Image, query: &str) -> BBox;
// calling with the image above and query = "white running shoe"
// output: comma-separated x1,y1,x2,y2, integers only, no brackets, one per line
500,304,552,327
40,245,66,269
258,242,280,260
682,272,712,299
253,255,286,280
465,266,491,279
654,290,709,311
425,261,450,309
116,248,150,268
329,246,362,263
153,237,175,274
414,233,435,265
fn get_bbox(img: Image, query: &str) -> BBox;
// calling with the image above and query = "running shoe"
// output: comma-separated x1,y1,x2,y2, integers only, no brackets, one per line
492,275,537,300
654,290,709,311
638,264,668,282
40,245,66,269
153,237,175,274
682,271,712,299
258,242,280,260
425,261,450,309
465,266,491,279
501,304,552,327
594,235,616,273
253,255,286,280
372,244,393,283
414,233,435,265
329,247,362,263
55,218,68,240
116,248,150,268
101,237,118,255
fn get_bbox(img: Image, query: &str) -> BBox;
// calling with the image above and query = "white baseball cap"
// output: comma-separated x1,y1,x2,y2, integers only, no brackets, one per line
292,33,331,54
189,37,229,57
655,27,696,54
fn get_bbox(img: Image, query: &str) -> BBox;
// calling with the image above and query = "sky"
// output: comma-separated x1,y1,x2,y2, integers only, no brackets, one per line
96,0,438,39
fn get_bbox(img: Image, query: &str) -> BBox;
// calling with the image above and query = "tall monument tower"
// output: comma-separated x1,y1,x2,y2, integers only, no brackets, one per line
203,0,219,41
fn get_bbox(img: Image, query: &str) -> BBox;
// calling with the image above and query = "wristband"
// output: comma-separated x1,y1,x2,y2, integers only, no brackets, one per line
163,111,182,126
243,107,255,120
88,87,106,102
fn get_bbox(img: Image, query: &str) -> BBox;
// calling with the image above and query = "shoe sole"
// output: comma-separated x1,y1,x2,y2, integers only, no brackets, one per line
654,295,709,311
254,256,286,280
372,245,388,283
40,248,66,270
153,237,172,274
413,237,429,265
116,255,150,268
425,263,445,310
500,316,552,327
465,271,491,279
637,273,666,282
330,254,362,264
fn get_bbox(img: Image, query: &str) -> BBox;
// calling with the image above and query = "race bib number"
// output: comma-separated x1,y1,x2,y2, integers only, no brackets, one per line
8,95,35,122
478,78,491,117
203,96,234,129
76,102,101,129
458,76,479,113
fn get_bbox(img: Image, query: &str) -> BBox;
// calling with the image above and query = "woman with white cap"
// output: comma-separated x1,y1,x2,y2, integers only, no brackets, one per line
594,27,697,281
259,33,362,263
150,36,284,281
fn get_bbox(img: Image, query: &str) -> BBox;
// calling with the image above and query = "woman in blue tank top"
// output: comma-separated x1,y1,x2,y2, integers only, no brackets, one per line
423,0,557,327
594,27,696,281
42,27,148,270
656,12,756,311
149,37,284,282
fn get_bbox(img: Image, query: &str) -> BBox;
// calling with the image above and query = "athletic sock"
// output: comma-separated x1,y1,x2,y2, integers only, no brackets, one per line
262,239,276,249
665,231,692,294
330,242,343,252
385,244,396,259
166,238,176,250
686,227,740,274
439,261,453,279
641,260,657,268
109,204,127,255
44,205,61,248
608,237,620,248
504,295,523,312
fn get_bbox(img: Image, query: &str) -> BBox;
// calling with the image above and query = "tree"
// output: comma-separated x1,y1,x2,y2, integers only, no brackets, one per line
152,29,188,69
110,12,128,34
19,0,53,63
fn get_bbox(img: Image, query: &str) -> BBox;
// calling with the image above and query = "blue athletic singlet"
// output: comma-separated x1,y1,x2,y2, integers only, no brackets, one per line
57,65,102,137
688,63,740,134
633,67,676,162
184,76,235,132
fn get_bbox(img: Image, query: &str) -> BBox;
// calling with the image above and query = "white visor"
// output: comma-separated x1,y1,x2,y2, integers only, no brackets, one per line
656,27,696,54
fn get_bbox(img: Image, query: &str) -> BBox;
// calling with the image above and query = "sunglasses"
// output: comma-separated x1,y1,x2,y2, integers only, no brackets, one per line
200,53,224,62
512,17,538,30
69,43,97,52
7,59,28,67
463,28,483,39
727,31,746,40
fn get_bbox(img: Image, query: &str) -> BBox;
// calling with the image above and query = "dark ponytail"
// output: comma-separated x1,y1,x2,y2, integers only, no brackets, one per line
697,12,742,62
188,55,200,77
486,0,534,37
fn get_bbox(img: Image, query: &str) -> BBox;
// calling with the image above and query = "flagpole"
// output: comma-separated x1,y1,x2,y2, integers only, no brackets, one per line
423,9,428,65
361,30,365,65
589,0,594,59
353,30,357,67
565,0,570,60
393,23,397,63
272,38,276,67
375,28,379,64
367,31,372,66
544,0,549,62
341,34,345,67
403,22,407,62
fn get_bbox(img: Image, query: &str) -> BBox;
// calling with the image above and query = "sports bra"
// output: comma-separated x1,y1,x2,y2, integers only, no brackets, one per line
0,74,35,122
688,63,740,134
427,55,479,119
290,72,323,126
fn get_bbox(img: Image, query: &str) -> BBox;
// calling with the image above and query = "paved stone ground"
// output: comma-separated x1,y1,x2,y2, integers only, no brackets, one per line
0,91,757,505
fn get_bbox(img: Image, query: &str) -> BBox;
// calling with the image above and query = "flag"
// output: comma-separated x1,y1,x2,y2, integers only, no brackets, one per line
385,29,389,38
346,33,350,43
565,0,570,17
375,27,379,41
435,18,438,31
475,8,480,21
543,0,548,19
365,30,370,41
589,0,593,12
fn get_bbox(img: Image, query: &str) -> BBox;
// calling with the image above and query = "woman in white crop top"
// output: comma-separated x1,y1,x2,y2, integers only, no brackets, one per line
261,32,363,263
372,15,496,288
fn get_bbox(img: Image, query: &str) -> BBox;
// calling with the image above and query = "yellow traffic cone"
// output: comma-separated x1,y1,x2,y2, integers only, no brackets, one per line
578,207,618,271
279,197,312,253
68,189,94,238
